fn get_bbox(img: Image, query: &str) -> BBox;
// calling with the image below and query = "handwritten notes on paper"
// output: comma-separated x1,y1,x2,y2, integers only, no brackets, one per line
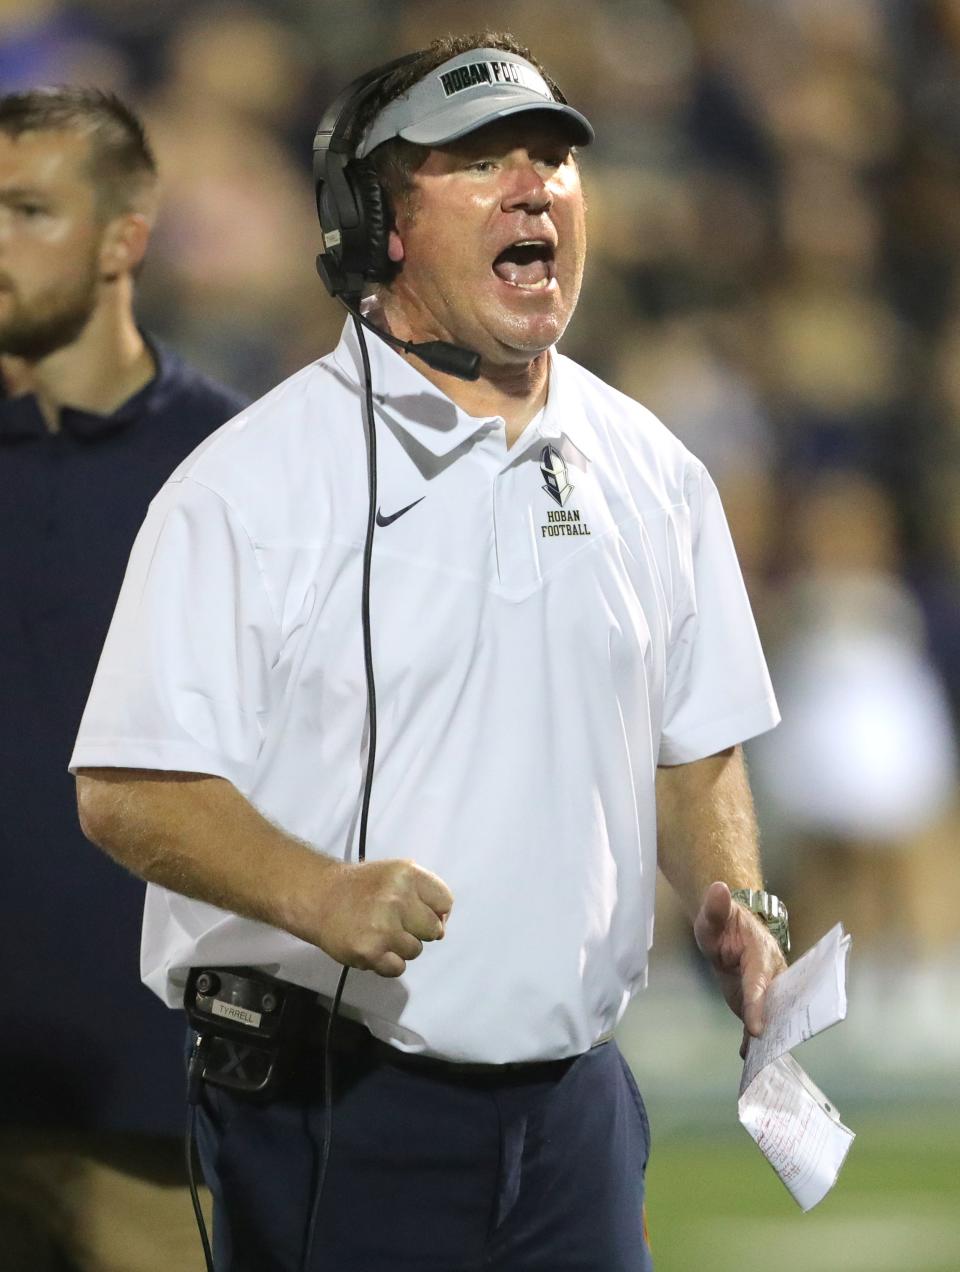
738,923,855,1211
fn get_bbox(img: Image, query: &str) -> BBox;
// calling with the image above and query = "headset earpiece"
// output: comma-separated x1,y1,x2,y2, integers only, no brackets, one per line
350,164,393,280
313,53,420,300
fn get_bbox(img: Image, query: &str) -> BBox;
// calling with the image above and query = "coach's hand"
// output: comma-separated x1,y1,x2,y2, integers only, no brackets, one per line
310,858,454,977
694,880,786,1052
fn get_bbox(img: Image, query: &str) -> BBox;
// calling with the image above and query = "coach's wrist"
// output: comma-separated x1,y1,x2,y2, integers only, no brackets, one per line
730,888,791,955
275,845,347,946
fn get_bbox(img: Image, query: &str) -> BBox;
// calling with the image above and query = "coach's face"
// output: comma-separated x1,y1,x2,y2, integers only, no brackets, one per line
386,115,586,368
0,129,103,360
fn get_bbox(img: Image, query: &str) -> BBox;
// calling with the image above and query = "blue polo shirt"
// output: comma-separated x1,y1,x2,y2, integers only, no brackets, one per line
0,338,246,1135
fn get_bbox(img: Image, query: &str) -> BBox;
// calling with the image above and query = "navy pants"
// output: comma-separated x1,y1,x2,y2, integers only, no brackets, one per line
195,1033,653,1271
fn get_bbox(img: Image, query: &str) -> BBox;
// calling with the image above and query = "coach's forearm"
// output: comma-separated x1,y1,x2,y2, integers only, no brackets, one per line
75,768,338,941
655,745,763,920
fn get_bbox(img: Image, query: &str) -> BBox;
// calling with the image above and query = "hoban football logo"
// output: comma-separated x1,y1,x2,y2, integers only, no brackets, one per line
539,444,591,538
540,444,573,506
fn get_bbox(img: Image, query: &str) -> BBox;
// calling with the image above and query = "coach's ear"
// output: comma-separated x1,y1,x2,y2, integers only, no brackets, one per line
388,226,405,264
99,211,150,282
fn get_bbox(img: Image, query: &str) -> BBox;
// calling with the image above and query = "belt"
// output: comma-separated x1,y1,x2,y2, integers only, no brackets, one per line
313,997,614,1080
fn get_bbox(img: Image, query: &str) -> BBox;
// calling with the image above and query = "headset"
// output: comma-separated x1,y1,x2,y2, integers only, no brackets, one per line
312,53,481,381
313,53,417,300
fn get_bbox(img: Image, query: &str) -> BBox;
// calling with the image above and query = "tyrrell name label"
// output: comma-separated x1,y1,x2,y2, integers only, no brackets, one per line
211,1000,262,1029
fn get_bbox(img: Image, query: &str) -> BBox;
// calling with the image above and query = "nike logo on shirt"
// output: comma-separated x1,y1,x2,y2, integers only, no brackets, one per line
375,497,424,527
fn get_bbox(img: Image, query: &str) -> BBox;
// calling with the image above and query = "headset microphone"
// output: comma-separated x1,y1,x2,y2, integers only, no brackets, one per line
324,278,481,381
412,341,481,381
364,320,481,381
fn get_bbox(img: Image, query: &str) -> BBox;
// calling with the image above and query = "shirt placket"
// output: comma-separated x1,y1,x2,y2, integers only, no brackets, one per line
490,440,543,593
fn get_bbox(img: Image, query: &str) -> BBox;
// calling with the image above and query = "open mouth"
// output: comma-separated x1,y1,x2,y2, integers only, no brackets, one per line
492,240,557,290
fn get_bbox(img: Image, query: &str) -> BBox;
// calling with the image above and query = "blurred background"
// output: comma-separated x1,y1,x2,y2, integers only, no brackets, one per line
3,0,958,1268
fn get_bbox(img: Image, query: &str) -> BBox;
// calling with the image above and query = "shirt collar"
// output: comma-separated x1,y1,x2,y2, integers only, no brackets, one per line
535,351,593,463
0,332,175,443
329,319,593,462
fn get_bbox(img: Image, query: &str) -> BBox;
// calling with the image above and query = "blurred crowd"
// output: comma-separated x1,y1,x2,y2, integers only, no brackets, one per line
4,0,960,961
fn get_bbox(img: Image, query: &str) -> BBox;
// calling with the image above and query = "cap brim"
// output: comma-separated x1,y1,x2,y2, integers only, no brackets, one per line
399,96,594,148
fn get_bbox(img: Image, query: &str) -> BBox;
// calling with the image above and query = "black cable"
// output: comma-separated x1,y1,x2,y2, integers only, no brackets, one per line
353,311,379,872
300,964,349,1271
300,313,380,1272
185,1034,215,1272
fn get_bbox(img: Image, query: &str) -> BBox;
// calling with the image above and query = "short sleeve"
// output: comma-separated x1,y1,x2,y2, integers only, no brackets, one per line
70,477,281,789
658,464,779,765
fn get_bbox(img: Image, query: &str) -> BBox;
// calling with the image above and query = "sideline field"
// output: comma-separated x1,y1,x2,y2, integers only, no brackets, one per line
642,1109,960,1272
618,947,960,1272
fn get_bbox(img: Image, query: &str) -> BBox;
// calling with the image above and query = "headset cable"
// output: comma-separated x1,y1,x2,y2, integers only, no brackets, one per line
299,313,380,1272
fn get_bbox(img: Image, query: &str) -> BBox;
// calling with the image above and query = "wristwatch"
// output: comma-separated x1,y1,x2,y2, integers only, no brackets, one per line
730,888,791,955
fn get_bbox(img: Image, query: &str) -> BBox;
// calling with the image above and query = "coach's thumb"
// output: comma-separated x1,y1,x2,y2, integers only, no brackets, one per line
693,880,732,956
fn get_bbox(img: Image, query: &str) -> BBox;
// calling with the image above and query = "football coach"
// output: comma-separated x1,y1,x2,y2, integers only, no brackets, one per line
72,31,787,1272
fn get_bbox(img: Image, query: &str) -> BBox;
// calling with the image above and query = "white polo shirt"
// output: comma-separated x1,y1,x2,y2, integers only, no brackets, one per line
71,321,779,1063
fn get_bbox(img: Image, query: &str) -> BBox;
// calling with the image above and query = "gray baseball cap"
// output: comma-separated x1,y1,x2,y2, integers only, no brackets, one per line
356,47,594,159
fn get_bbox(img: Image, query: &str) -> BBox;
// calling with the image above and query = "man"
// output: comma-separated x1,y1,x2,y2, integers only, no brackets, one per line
0,88,246,1270
73,34,786,1272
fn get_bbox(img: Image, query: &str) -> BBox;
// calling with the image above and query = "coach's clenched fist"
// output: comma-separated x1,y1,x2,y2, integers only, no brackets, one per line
306,858,454,977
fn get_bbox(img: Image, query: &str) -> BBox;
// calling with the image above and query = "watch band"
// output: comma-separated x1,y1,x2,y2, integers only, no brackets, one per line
730,888,791,954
